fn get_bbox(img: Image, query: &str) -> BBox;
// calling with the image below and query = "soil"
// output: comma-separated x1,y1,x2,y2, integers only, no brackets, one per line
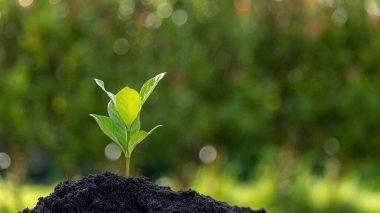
20,172,266,213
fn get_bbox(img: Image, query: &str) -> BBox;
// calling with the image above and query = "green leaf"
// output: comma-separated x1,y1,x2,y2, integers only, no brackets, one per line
94,79,116,103
130,116,140,139
107,101,127,148
126,117,140,147
107,101,124,127
90,114,126,153
140,72,166,105
116,87,141,128
127,131,148,156
127,125,162,156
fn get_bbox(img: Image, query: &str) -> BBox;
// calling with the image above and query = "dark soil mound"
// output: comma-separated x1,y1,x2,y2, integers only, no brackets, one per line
21,172,266,213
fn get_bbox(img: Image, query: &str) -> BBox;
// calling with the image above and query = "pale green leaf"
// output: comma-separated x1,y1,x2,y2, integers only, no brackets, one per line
116,87,141,128
94,79,116,103
140,72,166,105
90,114,126,153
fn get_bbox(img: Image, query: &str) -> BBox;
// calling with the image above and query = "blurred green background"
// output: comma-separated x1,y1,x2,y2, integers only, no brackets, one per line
0,0,380,212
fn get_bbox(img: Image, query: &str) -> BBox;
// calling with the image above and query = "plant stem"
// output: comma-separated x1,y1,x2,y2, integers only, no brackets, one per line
125,156,130,177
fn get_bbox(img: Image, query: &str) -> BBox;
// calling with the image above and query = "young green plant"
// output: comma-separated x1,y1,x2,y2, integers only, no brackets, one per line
90,73,165,176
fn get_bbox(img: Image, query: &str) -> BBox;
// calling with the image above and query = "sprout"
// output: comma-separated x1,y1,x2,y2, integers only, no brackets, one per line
90,73,165,176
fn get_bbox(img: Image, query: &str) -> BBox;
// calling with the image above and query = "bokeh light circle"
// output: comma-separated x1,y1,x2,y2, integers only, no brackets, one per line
157,2,173,19
145,13,162,29
18,0,34,7
113,38,130,55
104,143,122,161
199,145,217,164
171,9,188,26
0,153,11,169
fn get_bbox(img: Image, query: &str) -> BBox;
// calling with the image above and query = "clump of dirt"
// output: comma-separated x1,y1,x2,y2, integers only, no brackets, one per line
21,172,266,213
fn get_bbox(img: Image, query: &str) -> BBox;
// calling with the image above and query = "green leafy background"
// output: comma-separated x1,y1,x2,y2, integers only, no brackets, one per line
0,0,379,212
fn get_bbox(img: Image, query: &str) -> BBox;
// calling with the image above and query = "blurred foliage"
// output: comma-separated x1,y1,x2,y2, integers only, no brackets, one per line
191,159,380,213
0,0,380,187
1,163,380,213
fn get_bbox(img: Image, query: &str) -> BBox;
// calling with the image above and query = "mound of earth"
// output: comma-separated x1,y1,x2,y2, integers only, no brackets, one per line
21,172,266,213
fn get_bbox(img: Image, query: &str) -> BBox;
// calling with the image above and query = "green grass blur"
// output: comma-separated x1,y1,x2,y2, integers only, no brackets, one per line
0,0,380,212
1,160,380,213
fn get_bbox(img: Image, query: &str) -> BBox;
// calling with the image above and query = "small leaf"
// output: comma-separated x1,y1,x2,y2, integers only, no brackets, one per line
94,79,116,103
107,101,127,148
116,87,141,128
140,72,166,105
90,114,126,153
127,125,162,156
128,131,148,155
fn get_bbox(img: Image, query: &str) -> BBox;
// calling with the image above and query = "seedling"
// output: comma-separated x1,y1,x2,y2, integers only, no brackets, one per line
90,73,165,176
